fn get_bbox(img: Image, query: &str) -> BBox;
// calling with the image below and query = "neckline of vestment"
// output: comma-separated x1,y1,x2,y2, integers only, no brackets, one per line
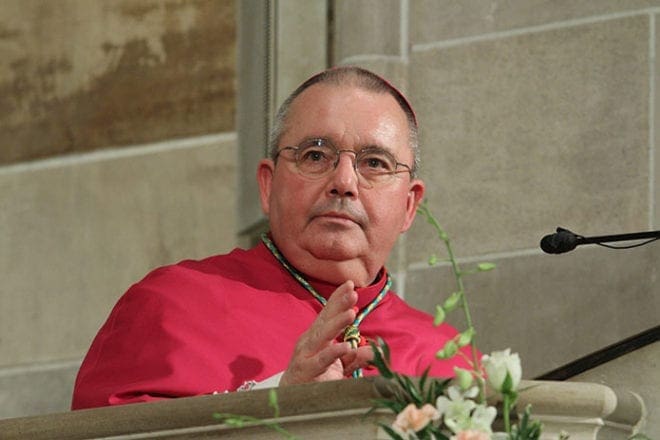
256,235,391,312
260,233,391,378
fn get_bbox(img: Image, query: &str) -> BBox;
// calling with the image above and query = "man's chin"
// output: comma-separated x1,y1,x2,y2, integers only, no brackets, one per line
304,235,364,262
309,246,358,262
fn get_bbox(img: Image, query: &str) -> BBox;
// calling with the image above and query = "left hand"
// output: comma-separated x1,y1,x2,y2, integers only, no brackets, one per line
279,281,374,385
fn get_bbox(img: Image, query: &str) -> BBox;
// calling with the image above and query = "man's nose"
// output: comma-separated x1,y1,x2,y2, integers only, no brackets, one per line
333,150,359,171
328,151,359,197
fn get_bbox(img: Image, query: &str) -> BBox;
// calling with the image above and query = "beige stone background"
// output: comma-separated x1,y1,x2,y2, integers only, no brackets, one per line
0,0,238,417
1,0,658,436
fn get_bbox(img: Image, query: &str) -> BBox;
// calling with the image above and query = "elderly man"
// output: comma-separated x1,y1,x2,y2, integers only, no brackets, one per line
71,66,472,410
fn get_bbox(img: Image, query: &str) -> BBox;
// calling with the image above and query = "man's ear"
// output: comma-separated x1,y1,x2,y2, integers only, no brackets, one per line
257,159,275,216
401,179,425,233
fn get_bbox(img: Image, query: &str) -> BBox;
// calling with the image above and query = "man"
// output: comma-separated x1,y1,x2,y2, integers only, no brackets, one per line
71,66,473,410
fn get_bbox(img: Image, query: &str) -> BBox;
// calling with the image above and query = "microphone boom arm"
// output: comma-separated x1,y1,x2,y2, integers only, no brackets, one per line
541,227,660,254
572,228,660,245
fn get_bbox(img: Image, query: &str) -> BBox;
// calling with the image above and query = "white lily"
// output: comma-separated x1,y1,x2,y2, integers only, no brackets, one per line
481,348,522,394
436,386,495,434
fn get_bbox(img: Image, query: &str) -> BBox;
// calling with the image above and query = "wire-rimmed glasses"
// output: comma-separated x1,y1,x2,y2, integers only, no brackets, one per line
274,138,413,188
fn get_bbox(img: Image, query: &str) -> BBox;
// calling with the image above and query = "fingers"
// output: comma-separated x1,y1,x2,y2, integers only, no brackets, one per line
280,342,353,385
281,281,360,386
310,342,353,374
303,281,357,351
341,345,375,375
324,280,358,316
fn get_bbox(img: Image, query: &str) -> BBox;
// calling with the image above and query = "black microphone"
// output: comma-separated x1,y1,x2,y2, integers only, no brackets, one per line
540,228,580,254
540,227,660,254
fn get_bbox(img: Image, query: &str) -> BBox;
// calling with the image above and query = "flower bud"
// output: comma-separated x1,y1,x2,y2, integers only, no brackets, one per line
454,367,474,390
481,349,521,394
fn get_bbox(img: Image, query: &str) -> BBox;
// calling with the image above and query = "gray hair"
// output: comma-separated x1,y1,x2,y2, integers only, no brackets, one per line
268,66,420,176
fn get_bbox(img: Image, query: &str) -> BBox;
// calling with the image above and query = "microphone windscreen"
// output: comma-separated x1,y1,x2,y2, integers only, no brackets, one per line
540,230,578,254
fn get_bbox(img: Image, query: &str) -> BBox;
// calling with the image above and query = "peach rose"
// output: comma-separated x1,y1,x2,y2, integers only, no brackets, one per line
452,429,491,440
393,403,440,433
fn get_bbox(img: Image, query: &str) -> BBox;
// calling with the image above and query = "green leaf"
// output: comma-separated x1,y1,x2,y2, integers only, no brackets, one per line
378,423,406,440
511,405,542,440
431,379,450,402
394,373,412,399
477,262,496,272
268,389,279,418
428,254,438,266
372,398,406,414
456,327,474,347
418,367,429,398
381,338,391,362
225,418,245,428
369,340,394,379
454,367,473,390
501,371,513,394
427,425,451,440
436,340,458,359
442,291,462,312
402,375,423,404
433,305,445,325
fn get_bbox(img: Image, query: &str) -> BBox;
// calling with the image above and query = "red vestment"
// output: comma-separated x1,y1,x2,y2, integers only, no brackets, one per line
72,243,474,409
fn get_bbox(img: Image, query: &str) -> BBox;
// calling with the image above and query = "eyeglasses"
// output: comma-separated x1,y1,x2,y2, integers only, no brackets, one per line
274,138,414,188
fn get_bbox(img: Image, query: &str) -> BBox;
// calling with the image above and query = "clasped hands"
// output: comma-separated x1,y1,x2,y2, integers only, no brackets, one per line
279,281,375,386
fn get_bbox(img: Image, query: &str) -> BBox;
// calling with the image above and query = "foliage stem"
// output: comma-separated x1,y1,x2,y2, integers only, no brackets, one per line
418,203,485,401
503,393,512,435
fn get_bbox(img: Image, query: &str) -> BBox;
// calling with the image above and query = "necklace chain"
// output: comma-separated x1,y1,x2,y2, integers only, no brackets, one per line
261,233,390,378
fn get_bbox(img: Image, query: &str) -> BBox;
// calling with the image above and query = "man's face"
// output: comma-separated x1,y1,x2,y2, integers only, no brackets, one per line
257,84,425,286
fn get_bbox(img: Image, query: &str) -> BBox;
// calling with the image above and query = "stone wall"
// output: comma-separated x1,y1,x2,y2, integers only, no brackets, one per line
0,0,237,418
330,1,659,435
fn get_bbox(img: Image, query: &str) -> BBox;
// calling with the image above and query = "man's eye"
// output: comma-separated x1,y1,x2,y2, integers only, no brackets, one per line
366,158,386,168
300,148,330,162
359,154,394,172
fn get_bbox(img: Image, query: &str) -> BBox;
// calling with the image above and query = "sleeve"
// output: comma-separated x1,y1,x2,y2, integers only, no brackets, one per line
236,371,284,391
71,268,232,409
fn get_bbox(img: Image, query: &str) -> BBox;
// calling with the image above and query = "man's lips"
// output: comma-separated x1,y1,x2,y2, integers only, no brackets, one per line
308,201,368,227
314,211,359,225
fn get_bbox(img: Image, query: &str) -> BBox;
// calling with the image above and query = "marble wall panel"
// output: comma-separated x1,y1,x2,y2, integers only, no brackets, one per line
403,243,659,379
656,14,660,230
333,0,402,60
407,16,649,260
0,361,80,419
0,135,237,366
275,1,327,108
0,0,235,165
411,0,660,45
236,1,271,235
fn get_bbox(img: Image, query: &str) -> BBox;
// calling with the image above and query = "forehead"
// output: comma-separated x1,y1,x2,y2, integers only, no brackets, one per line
282,84,411,151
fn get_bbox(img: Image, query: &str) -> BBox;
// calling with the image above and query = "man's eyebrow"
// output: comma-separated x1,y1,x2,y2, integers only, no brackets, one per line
359,143,389,150
356,143,397,155
295,136,395,154
297,136,330,145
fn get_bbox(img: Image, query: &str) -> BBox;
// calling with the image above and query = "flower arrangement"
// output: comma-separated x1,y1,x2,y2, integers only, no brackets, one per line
367,201,544,440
